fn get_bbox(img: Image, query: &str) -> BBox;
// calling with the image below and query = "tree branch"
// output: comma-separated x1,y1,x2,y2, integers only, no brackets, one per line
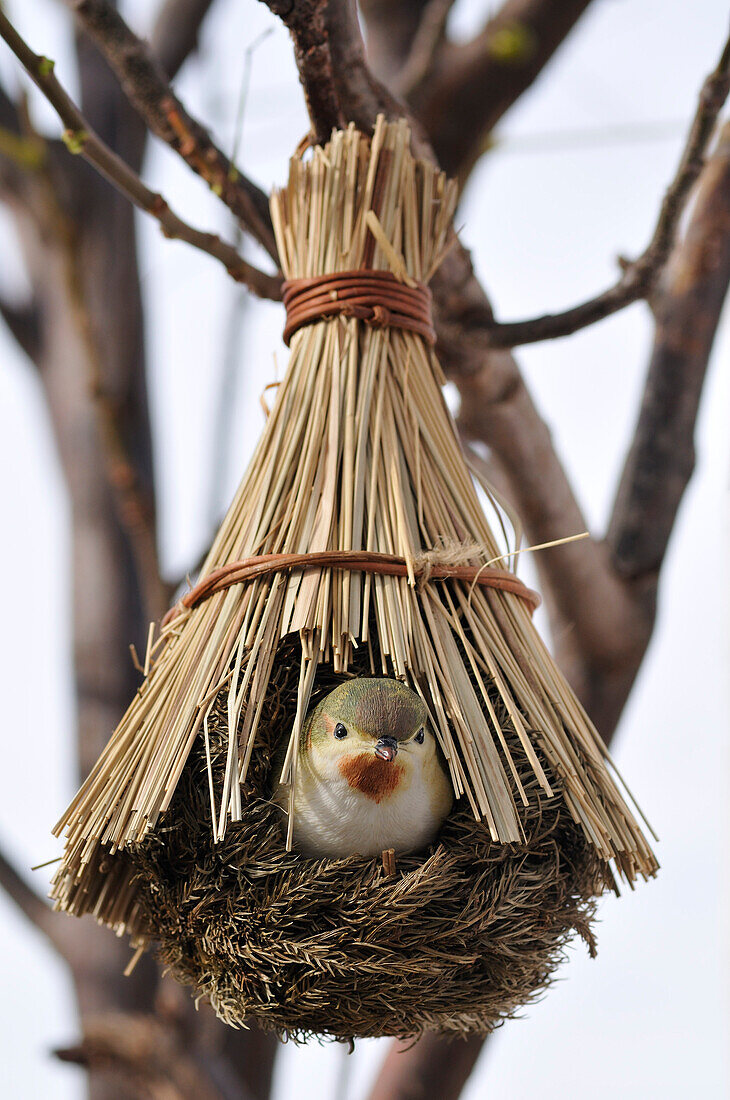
323,1,425,139
151,0,218,80
358,0,432,86
0,12,282,300
0,845,74,962
457,357,645,735
262,1,342,142
361,0,594,183
482,29,730,348
607,120,730,579
461,122,730,737
0,77,17,129
55,1012,255,1100
367,1034,484,1100
356,11,730,354
390,0,456,98
426,0,592,182
67,0,277,259
153,979,277,1100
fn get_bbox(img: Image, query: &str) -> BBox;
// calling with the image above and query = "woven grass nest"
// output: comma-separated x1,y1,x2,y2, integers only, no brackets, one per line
51,119,656,1041
124,636,609,1041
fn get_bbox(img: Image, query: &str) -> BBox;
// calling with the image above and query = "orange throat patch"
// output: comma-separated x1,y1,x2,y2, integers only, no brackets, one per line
338,752,404,803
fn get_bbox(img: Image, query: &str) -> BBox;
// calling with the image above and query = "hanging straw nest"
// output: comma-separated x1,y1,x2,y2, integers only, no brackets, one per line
51,119,657,1041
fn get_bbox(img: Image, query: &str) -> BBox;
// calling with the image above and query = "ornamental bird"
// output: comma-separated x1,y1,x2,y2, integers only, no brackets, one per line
274,678,453,859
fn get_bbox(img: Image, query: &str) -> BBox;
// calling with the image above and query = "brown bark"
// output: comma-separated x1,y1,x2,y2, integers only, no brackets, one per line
608,121,730,579
362,0,594,183
367,1034,484,1100
55,1012,255,1100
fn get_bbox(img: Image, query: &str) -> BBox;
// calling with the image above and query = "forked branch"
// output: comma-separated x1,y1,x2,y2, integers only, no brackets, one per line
362,0,594,183
608,120,730,580
481,30,730,347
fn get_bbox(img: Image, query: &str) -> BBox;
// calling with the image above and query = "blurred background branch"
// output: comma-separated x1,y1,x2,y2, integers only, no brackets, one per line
362,0,595,183
151,0,217,80
1,14,281,297
67,0,278,257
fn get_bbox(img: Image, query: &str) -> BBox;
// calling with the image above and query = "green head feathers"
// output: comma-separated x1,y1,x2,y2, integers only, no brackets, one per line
306,678,428,749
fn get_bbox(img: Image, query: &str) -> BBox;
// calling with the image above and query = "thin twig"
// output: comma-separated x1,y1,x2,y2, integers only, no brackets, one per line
52,188,172,624
209,30,269,527
353,11,730,353
0,12,282,301
393,0,456,97
68,0,277,259
483,30,730,348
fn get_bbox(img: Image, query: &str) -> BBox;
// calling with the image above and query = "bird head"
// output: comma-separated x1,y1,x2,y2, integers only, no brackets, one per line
303,678,443,803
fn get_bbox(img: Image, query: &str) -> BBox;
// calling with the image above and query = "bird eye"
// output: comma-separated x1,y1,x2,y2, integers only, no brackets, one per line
415,727,425,744
333,722,348,740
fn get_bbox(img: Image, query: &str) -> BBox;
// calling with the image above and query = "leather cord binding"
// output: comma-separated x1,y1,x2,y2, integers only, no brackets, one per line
162,550,540,627
282,270,436,346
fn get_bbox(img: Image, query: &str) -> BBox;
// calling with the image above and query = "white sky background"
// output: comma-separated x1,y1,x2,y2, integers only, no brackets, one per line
0,1,728,1097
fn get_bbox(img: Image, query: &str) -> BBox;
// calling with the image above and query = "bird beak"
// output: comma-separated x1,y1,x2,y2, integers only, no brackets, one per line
374,736,398,762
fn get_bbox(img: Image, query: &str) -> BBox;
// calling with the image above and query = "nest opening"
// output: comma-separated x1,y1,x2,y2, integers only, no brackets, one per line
125,636,612,1042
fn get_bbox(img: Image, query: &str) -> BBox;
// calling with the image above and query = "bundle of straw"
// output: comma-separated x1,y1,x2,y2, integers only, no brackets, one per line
51,118,656,962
